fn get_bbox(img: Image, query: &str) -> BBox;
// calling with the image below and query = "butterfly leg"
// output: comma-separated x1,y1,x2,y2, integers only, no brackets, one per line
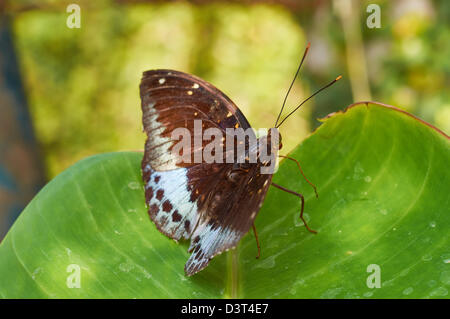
271,182,317,234
278,155,318,198
252,223,261,259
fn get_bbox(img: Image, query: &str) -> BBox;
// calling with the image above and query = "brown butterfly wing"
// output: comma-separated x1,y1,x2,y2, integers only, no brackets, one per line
140,69,272,276
141,69,251,171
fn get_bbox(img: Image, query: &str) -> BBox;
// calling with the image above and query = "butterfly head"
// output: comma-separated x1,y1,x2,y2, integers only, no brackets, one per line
254,127,281,173
267,127,282,152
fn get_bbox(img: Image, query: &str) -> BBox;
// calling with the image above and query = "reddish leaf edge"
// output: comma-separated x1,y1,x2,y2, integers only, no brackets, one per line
317,101,449,140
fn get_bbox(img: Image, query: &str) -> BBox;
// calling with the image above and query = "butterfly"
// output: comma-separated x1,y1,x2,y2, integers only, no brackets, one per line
140,44,341,276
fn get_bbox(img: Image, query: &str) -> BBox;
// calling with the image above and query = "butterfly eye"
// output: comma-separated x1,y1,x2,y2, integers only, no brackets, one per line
226,170,245,183
279,142,283,150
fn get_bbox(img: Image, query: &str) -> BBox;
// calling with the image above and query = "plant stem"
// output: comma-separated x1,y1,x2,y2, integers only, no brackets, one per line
226,248,239,298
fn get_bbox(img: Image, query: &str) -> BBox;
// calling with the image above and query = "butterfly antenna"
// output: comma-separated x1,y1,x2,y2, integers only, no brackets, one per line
276,75,342,128
274,42,311,128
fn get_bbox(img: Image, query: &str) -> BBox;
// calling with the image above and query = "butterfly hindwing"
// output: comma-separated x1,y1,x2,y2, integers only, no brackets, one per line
184,164,273,275
143,164,199,241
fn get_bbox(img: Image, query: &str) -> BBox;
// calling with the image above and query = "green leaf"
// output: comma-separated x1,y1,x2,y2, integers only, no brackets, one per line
1,102,449,298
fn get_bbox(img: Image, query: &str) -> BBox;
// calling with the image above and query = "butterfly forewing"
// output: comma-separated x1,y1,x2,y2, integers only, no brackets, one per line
141,69,251,170
140,69,272,276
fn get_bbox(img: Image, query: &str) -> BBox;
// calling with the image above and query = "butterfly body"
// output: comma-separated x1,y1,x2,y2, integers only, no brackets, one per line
140,69,281,276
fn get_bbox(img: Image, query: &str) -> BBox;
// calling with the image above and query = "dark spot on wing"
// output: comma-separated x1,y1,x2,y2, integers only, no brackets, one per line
195,251,204,260
184,220,191,232
172,210,182,222
162,200,173,212
193,235,200,244
208,221,219,231
149,204,159,217
154,175,161,183
145,186,154,201
156,189,164,201
143,170,151,184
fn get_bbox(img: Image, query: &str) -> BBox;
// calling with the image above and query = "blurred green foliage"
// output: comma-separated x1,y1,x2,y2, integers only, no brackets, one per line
364,0,450,131
9,0,450,178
